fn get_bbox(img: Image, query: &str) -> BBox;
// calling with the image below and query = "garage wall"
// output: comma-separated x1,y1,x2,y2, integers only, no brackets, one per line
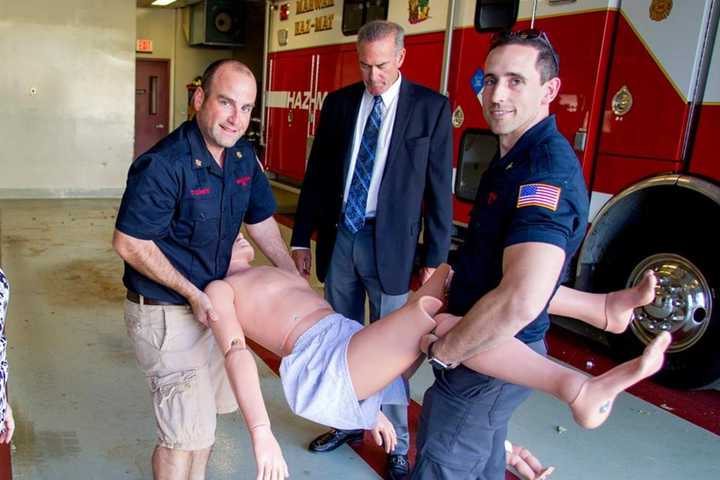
0,1,265,198
0,0,136,197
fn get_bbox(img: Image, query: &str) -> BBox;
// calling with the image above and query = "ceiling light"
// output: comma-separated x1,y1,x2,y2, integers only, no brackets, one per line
151,0,177,6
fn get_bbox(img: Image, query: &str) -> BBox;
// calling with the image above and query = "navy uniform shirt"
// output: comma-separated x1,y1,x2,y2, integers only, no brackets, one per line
448,115,589,343
115,119,276,304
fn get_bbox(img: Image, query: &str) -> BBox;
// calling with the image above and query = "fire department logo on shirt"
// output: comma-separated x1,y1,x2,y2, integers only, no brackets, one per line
517,183,561,211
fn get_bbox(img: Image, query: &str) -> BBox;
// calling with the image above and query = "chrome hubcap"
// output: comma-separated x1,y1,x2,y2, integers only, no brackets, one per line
627,254,711,353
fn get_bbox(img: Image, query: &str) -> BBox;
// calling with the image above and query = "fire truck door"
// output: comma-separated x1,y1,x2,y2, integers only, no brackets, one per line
265,53,315,181
595,2,712,177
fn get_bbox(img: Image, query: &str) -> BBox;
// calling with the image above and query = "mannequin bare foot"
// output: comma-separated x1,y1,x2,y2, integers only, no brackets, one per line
505,441,555,480
570,331,671,428
409,263,452,303
605,270,656,333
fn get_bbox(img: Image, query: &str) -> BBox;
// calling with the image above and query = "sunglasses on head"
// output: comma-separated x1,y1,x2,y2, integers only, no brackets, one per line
490,29,559,71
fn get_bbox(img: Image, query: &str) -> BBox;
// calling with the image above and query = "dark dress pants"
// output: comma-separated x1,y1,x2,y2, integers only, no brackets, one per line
324,223,410,455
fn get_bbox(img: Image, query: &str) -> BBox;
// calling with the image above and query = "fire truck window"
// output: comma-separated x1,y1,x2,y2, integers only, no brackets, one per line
475,0,519,32
456,130,498,202
342,0,389,36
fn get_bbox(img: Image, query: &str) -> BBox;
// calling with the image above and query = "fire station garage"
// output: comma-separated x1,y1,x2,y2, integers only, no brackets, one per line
0,0,718,479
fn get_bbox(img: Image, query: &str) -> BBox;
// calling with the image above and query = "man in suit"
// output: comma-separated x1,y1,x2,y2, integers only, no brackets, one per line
290,20,453,480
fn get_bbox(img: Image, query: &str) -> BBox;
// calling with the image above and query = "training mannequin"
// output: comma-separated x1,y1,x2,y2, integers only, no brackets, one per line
205,234,669,479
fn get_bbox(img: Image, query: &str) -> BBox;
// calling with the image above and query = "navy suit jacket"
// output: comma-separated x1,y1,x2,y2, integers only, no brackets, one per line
291,78,453,295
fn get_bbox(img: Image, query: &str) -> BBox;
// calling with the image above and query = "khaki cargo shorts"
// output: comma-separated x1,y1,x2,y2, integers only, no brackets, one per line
124,300,238,450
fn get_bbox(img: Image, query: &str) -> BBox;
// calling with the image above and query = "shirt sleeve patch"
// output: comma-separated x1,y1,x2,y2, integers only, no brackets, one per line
517,183,561,211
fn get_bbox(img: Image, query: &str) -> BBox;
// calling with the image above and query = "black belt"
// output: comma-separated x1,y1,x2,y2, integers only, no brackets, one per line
340,217,375,226
126,290,186,306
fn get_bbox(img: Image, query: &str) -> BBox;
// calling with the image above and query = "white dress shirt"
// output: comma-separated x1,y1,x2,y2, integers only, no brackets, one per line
342,73,402,218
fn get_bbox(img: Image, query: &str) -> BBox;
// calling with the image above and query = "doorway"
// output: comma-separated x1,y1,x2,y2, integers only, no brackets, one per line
134,59,170,159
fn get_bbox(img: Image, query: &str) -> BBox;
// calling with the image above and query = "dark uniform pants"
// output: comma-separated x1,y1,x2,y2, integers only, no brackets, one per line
411,340,546,480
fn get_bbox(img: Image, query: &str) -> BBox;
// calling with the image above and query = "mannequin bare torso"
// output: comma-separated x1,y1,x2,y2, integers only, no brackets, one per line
222,265,333,356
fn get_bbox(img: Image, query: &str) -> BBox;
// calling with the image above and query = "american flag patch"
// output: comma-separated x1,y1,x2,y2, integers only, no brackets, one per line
517,183,561,211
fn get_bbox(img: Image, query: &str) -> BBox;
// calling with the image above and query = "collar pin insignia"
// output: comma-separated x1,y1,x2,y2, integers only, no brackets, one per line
194,159,202,167
236,151,243,159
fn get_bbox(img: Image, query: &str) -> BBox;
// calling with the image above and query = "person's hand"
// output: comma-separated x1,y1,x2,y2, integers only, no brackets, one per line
188,290,218,326
291,249,312,279
250,425,289,480
0,405,15,444
371,411,396,454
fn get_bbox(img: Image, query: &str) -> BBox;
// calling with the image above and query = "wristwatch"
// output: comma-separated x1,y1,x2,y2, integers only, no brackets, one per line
427,340,456,370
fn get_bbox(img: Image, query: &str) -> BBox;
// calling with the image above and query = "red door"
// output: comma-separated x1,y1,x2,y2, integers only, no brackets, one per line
135,59,170,159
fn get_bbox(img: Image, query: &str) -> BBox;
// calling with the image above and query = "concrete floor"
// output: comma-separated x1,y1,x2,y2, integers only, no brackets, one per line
0,198,718,479
0,199,377,479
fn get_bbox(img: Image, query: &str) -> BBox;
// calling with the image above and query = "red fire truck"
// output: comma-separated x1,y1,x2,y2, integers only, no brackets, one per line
260,0,720,389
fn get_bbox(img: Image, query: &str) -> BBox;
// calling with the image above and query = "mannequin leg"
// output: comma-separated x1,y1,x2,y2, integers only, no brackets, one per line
460,332,671,429
347,296,441,400
347,265,453,400
549,270,656,333
348,263,663,428
568,331,670,428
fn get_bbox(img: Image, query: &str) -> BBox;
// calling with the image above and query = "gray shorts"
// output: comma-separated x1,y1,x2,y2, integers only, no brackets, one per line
280,313,407,430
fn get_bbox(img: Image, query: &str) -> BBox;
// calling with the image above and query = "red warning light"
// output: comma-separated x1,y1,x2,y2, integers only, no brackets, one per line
280,3,289,21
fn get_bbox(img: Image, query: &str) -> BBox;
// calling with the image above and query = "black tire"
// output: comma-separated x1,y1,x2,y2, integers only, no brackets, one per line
594,223,720,389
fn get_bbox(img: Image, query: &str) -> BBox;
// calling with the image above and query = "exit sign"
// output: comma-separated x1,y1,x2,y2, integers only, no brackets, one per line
136,39,153,53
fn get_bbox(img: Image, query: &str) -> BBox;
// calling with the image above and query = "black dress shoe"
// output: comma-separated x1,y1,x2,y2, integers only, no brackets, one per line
308,428,364,453
387,454,409,480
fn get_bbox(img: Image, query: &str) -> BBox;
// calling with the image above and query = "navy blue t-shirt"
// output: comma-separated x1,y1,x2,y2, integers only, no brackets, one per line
116,120,276,303
448,115,589,343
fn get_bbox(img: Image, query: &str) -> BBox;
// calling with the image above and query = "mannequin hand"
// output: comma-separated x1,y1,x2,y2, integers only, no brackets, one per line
188,290,218,326
506,441,555,480
371,411,396,454
250,425,289,480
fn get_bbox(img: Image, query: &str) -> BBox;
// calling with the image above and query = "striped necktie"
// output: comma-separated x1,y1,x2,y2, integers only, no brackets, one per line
343,95,384,233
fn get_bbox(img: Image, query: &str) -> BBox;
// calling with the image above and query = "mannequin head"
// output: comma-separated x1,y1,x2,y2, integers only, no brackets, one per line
227,233,255,275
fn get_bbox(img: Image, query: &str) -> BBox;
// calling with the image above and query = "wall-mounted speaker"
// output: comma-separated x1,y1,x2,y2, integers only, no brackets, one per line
190,0,246,47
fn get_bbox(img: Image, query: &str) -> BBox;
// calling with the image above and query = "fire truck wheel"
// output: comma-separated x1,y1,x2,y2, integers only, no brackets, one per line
603,246,720,389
